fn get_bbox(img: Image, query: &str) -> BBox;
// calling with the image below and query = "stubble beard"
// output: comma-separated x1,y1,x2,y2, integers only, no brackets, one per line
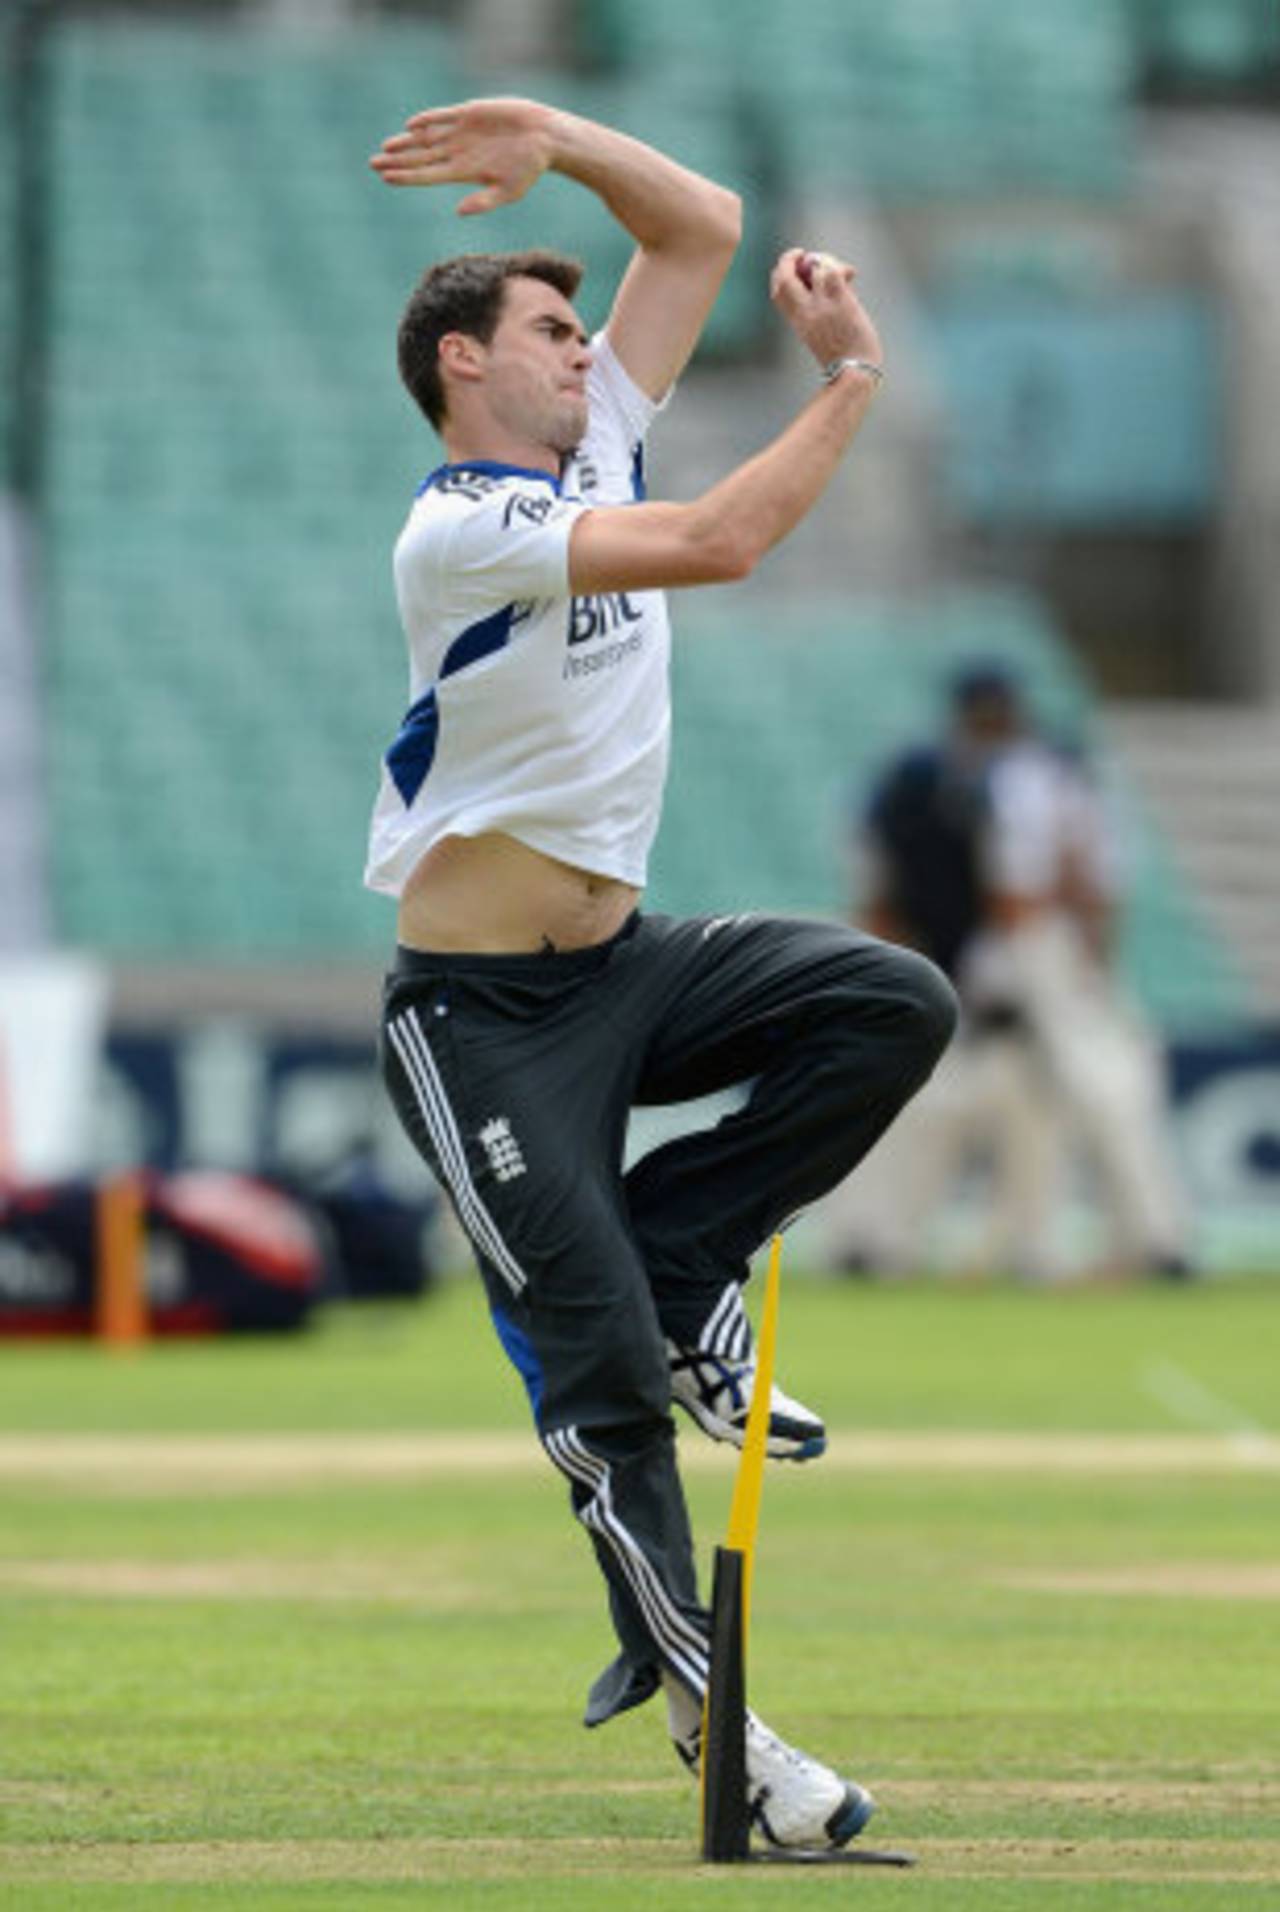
487,359,587,464
545,393,588,458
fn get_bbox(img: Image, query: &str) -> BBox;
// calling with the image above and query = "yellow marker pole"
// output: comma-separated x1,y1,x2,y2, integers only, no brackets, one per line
94,1171,149,1349
723,1232,783,1645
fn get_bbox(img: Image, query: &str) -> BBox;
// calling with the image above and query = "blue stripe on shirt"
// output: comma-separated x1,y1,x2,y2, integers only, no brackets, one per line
416,460,563,497
383,604,518,807
385,688,440,805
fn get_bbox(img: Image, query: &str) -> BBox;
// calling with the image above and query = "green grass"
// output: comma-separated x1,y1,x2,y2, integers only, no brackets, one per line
1,1274,1277,1908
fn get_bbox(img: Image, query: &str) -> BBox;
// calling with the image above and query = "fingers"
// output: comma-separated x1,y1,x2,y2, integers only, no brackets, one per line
369,107,466,181
368,103,523,204
769,245,881,366
456,186,509,216
769,252,799,300
369,151,453,183
771,247,856,295
798,249,856,292
370,130,441,178
770,248,863,339
370,157,459,186
405,109,461,137
369,99,546,209
379,131,439,156
368,132,511,212
369,126,483,191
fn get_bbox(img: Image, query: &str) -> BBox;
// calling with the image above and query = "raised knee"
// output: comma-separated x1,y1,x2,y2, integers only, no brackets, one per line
891,946,959,1064
830,942,956,1078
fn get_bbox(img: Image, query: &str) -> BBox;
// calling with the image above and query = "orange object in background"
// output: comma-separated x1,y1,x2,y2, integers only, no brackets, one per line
94,1172,148,1347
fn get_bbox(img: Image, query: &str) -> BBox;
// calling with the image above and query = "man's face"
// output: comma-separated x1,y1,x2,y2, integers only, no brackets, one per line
479,276,592,456
952,684,1025,764
956,689,1023,753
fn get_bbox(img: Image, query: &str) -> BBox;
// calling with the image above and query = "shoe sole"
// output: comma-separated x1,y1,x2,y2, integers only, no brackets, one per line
673,1396,827,1463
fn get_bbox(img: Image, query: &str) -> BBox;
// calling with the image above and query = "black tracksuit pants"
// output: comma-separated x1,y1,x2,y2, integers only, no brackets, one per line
381,911,956,1724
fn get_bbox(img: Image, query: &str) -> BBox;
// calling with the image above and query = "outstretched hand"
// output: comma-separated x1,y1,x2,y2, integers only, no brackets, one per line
369,97,557,215
770,248,883,373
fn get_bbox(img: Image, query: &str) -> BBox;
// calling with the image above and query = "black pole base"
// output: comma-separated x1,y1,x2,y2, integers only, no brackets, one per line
745,1846,918,1867
700,1546,750,1862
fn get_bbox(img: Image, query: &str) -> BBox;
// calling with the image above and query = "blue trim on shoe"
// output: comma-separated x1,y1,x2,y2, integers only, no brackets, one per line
827,1784,876,1847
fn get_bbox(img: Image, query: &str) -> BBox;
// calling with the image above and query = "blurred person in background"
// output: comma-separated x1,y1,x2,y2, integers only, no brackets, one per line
363,97,955,1849
824,664,1193,1282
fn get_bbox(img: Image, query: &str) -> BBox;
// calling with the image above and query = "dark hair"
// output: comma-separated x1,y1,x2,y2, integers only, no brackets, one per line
397,249,585,429
950,660,1021,711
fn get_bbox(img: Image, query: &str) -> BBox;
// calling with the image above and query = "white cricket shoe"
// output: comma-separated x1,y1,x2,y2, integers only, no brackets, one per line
667,1280,826,1462
745,1713,875,1850
667,1343,826,1461
663,1676,874,1854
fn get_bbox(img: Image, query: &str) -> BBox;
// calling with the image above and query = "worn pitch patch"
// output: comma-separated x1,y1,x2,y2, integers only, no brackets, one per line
0,1554,491,1604
0,1834,1278,1886
1000,1562,1280,1600
889,1775,1280,1811
0,1429,1277,1495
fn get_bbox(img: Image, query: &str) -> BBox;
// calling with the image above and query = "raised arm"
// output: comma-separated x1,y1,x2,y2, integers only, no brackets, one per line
568,249,884,592
547,113,741,400
370,97,740,400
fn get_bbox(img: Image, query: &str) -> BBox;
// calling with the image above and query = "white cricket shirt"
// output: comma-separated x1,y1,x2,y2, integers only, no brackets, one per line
961,738,1119,1007
364,333,672,896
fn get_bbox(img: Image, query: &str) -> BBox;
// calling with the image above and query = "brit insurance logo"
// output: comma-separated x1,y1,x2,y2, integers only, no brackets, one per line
563,591,645,680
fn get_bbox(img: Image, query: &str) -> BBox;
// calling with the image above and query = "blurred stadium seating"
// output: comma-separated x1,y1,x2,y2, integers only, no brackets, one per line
928,290,1220,527
581,0,1138,197
2,0,1274,1049
1137,0,1280,93
651,590,1253,1034
0,52,13,466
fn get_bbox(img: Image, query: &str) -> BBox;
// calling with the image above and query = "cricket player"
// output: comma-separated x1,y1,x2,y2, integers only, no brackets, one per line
827,666,1191,1280
366,97,956,1850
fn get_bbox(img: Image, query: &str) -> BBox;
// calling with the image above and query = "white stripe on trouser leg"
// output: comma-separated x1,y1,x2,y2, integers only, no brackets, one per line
387,1013,475,1217
544,1427,709,1697
546,1430,708,1696
388,1011,478,1210
387,1012,527,1297
387,1012,523,1292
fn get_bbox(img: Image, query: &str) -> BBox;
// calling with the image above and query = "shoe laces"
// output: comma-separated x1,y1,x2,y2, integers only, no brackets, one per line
675,1348,753,1412
749,1718,810,1776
